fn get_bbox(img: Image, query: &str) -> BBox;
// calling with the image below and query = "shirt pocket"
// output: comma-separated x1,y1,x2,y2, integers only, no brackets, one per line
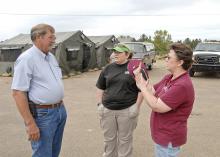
54,66,62,79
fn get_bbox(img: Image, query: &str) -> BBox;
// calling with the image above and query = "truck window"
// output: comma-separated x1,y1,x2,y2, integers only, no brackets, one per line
124,43,145,53
195,43,220,52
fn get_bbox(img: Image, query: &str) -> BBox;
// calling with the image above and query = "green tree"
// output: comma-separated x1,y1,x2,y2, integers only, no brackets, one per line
137,34,147,42
191,39,201,49
183,38,201,49
137,34,152,42
118,35,136,42
183,38,191,47
153,30,172,55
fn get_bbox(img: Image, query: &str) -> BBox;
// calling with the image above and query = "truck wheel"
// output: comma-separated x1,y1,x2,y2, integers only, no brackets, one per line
189,69,195,77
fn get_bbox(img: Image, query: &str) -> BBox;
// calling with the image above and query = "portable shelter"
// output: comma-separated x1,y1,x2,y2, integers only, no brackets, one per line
0,34,32,75
88,35,119,68
53,31,97,75
0,31,97,76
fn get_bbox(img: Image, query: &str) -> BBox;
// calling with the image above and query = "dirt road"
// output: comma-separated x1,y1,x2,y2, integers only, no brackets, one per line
0,60,220,157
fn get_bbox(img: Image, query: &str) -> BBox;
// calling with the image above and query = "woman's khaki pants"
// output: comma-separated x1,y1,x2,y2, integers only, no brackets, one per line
98,103,139,157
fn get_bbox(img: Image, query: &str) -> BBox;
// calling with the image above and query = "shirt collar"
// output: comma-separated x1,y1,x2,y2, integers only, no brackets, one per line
169,71,188,83
33,45,52,60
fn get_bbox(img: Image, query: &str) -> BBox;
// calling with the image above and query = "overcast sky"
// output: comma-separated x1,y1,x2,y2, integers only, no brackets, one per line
0,0,220,41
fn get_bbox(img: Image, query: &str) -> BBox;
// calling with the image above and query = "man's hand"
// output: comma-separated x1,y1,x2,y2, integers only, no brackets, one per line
12,90,40,141
26,121,40,141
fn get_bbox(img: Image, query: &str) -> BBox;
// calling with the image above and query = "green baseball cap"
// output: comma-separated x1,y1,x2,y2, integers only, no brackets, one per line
113,43,130,53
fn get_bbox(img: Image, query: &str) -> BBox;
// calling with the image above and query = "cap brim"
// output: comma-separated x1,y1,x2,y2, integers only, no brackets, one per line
113,47,124,53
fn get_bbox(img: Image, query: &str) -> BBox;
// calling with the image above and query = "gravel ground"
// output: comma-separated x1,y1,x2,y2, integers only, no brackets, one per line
0,60,220,157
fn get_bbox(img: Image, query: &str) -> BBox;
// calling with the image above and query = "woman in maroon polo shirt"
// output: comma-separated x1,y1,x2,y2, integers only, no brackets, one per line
135,43,195,157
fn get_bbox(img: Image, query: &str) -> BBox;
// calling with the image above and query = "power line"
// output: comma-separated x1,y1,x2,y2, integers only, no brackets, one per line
0,12,220,16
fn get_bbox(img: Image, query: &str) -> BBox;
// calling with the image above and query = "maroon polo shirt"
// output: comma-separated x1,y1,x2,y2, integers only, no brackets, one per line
152,72,195,147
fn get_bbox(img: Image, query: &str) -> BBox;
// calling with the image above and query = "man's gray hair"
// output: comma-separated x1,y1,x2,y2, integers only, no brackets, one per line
30,23,55,41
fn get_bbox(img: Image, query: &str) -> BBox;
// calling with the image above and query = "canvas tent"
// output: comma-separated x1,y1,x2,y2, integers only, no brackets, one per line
0,31,97,75
52,31,97,75
0,35,32,75
89,35,119,68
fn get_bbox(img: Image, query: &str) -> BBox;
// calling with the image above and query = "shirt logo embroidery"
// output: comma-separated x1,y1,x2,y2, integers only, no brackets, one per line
163,86,169,92
124,71,130,74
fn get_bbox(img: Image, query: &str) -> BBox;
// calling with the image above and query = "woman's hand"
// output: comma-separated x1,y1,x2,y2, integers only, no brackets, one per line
134,63,149,91
134,63,155,93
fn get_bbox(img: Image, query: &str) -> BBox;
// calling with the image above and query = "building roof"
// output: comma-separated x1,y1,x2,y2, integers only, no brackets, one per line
0,31,80,46
88,35,116,47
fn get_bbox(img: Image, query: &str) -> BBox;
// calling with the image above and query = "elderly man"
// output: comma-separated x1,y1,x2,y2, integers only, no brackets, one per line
11,23,67,157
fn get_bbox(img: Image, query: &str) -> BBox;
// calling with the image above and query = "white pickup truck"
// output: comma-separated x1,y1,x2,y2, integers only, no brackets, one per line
189,42,220,77
122,42,156,70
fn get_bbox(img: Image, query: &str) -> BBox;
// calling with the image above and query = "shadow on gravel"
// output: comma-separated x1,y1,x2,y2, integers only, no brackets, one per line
193,72,220,79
